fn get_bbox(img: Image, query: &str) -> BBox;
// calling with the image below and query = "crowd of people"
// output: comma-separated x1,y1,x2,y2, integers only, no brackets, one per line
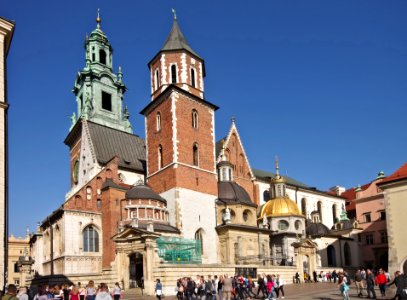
1,282,122,300
155,273,286,300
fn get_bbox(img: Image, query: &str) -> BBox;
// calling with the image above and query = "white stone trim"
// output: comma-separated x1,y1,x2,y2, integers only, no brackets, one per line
217,121,255,179
171,92,178,163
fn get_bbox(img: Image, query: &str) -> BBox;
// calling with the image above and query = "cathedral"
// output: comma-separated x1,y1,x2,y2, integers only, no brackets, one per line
29,12,361,295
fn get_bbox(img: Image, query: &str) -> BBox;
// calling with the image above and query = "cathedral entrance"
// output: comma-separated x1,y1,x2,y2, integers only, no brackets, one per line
303,255,309,274
129,252,144,288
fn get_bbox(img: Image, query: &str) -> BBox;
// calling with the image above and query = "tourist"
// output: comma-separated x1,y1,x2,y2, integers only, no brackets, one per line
33,285,48,300
186,277,195,300
62,284,70,300
175,278,183,300
332,270,338,283
217,275,223,300
85,281,96,300
246,276,256,299
294,272,300,284
387,271,405,300
266,274,276,300
222,275,233,300
366,269,377,299
206,275,216,300
275,274,285,299
69,285,80,300
95,283,111,300
54,285,63,300
338,273,350,300
3,284,18,300
47,286,54,300
155,279,163,300
376,268,387,297
257,274,267,298
77,283,85,300
355,269,365,297
112,283,121,300
313,270,318,283
17,287,28,300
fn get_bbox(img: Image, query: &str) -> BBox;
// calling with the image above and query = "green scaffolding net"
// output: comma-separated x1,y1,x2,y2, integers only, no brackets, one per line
157,237,202,264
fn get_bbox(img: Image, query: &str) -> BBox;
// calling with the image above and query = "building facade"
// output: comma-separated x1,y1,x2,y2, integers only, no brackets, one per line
28,13,361,295
0,16,14,290
378,163,407,275
342,172,388,269
7,233,30,287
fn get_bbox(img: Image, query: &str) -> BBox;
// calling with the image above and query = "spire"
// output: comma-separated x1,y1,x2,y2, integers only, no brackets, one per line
96,8,101,29
275,155,280,177
161,11,201,59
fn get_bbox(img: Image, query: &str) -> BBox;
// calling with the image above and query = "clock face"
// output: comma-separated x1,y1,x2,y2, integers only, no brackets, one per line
72,160,79,184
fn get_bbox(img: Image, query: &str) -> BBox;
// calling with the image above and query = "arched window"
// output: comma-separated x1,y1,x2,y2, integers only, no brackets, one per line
239,154,244,174
191,68,196,88
156,112,161,131
86,186,92,200
158,145,163,169
332,204,337,224
83,226,99,252
327,245,336,267
263,190,270,202
193,143,199,166
154,69,160,90
171,64,177,84
301,198,307,216
195,229,204,254
99,49,106,65
344,242,352,266
317,201,322,222
192,109,198,128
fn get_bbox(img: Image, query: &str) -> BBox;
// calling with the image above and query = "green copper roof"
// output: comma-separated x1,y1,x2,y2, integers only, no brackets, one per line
161,18,201,59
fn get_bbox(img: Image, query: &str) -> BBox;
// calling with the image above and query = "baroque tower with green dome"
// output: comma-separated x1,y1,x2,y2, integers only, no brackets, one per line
71,10,132,133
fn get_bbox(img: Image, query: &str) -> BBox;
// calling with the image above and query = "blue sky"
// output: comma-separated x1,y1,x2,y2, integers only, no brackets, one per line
3,1,407,236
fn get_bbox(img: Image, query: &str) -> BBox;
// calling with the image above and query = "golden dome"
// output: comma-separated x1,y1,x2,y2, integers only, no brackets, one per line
259,197,302,219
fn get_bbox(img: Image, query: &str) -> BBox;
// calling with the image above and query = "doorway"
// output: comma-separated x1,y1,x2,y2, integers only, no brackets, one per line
129,252,144,288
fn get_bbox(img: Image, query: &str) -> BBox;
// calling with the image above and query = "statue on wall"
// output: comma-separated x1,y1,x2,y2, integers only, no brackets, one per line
262,215,268,228
223,207,231,224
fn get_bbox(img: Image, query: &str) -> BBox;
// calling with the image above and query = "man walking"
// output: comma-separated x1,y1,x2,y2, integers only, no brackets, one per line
355,269,365,297
366,269,377,299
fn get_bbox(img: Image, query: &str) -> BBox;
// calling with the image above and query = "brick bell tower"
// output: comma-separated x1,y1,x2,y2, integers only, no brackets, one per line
140,11,219,263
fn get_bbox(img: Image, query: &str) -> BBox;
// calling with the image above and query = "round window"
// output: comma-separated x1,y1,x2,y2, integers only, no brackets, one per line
295,220,301,230
278,220,289,231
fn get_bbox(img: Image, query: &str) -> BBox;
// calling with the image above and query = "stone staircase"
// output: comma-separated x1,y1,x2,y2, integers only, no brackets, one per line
121,288,144,300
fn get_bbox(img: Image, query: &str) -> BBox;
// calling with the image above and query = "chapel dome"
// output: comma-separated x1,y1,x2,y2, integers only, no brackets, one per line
306,219,330,236
259,197,302,219
125,184,166,203
217,181,256,207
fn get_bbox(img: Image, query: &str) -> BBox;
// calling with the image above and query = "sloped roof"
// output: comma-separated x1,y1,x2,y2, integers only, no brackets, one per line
161,19,201,59
252,168,310,189
378,162,407,185
341,183,370,200
87,121,146,172
126,184,166,203
217,181,257,207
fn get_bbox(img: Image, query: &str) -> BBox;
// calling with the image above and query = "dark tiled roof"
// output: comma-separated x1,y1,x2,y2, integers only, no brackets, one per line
131,222,180,233
305,219,330,237
126,184,166,203
161,19,201,60
101,178,127,191
217,181,257,207
87,121,146,172
252,168,310,189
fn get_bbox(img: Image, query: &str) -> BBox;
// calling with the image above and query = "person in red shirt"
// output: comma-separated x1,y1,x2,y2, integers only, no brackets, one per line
375,268,387,297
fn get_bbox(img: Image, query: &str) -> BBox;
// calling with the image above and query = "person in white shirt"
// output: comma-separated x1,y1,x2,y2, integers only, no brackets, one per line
275,275,285,299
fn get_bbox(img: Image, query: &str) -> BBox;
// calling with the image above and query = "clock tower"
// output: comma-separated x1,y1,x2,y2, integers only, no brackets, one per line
140,13,219,262
66,12,134,192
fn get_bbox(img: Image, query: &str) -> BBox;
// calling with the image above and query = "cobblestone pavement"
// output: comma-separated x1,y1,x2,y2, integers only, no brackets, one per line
123,282,398,300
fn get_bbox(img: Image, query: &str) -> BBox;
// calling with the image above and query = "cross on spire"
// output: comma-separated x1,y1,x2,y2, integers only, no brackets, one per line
172,8,177,20
96,8,101,28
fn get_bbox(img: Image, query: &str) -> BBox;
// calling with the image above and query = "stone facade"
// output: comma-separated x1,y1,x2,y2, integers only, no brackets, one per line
378,163,407,275
0,16,14,290
7,235,30,286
